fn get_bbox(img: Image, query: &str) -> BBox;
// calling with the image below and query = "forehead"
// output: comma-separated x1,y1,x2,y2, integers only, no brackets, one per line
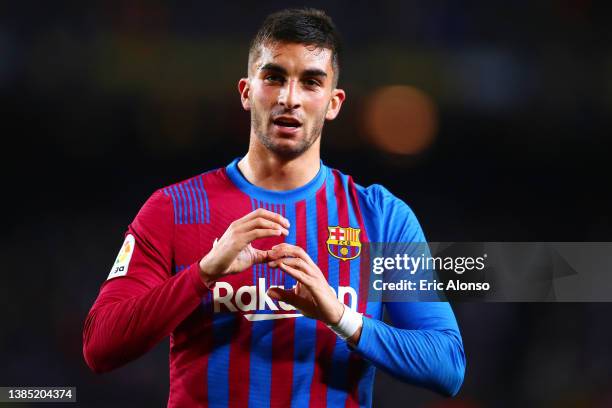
252,42,333,75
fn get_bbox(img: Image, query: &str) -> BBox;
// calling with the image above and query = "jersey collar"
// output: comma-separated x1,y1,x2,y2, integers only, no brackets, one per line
225,157,328,202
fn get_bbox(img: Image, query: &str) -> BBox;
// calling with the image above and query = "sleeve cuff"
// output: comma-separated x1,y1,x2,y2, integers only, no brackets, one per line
346,315,373,354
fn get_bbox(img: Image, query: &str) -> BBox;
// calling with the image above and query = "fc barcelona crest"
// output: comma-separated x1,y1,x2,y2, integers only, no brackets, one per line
326,226,362,261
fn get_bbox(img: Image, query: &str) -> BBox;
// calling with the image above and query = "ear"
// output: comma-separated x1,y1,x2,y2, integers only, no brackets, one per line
325,88,346,120
238,78,251,111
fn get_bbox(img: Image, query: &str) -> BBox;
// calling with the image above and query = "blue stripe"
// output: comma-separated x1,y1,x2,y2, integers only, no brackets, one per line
196,177,206,224
290,195,317,408
325,173,340,292
163,188,179,225
248,318,274,407
356,187,384,320
189,178,202,224
344,174,365,405
178,183,194,224
197,175,210,223
186,180,198,224
358,364,376,408
247,200,273,408
283,201,297,288
207,314,234,407
251,198,257,283
325,172,348,408
170,185,183,224
175,184,187,224
354,182,384,407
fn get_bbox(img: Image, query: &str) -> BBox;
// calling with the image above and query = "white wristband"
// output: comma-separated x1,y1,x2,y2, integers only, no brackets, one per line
327,304,362,340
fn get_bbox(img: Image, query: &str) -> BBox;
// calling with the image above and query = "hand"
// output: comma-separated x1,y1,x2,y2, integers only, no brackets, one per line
198,209,290,285
265,243,345,326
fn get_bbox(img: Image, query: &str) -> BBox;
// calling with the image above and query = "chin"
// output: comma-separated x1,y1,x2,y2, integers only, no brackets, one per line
269,145,306,159
255,128,316,159
262,139,307,158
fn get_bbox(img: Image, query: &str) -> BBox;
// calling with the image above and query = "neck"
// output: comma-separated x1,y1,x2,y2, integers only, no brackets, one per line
238,139,321,191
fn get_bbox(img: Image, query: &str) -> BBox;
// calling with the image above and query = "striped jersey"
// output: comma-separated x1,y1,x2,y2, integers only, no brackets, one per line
83,158,465,407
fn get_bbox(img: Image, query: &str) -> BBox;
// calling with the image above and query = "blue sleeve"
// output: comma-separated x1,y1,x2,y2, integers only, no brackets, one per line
351,185,466,396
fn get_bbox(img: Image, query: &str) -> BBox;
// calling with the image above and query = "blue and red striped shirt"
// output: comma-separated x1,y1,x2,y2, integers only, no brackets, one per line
83,158,465,407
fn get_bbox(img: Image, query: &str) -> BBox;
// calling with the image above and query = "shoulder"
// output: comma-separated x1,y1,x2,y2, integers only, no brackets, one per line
153,166,226,225
333,168,425,242
355,183,405,211
136,166,226,224
160,167,225,199
348,176,416,220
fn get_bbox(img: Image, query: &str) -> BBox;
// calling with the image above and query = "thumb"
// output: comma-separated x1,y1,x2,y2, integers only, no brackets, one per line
267,287,308,311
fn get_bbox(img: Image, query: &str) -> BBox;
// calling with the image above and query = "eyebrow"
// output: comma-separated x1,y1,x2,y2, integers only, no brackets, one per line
260,63,328,79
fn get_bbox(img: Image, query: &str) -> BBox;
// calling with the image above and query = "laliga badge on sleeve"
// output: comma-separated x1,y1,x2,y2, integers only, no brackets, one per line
107,234,135,280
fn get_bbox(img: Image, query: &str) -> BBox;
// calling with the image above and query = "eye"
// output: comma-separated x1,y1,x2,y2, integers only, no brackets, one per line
264,75,284,84
303,78,321,87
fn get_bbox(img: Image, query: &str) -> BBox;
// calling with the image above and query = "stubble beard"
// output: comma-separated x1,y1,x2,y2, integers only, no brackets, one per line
251,104,327,160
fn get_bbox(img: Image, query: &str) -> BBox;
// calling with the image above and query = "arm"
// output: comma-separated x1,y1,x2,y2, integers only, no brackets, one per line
82,190,210,373
352,185,465,396
82,191,290,373
266,244,465,397
350,302,465,397
266,184,466,396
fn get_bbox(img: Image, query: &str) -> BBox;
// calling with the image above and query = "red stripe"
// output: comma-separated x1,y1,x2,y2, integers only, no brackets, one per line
269,201,302,407
172,168,245,407
214,169,257,408
227,317,250,408
332,170,351,295
196,169,249,406
309,184,336,408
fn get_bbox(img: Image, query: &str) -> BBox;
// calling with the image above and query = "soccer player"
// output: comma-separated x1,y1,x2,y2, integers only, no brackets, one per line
83,8,465,407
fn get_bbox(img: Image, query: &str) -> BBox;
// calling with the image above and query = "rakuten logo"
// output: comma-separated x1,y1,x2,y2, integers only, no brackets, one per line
213,278,357,321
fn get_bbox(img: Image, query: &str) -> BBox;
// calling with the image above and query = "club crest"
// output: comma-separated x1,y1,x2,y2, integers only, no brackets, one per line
326,226,361,261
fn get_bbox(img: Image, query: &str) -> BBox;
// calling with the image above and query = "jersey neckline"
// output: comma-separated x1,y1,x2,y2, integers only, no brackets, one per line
225,157,328,202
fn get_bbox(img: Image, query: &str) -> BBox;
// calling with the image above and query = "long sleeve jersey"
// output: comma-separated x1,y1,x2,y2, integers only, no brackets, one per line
83,158,466,407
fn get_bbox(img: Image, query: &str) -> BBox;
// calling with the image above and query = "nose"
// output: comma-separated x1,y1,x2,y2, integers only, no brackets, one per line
278,79,301,109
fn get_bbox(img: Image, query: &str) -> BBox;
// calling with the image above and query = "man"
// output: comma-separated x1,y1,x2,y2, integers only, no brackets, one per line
83,8,465,407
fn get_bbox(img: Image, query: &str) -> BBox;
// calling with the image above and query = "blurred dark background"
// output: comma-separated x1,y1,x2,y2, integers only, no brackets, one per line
2,1,612,407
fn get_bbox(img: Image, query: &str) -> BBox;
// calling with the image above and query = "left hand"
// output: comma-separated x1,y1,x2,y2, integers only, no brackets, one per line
266,243,344,326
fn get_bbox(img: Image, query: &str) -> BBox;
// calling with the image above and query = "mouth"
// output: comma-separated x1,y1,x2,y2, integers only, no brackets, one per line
271,116,303,134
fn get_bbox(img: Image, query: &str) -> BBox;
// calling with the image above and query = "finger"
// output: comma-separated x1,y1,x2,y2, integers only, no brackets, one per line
251,248,273,265
267,287,311,311
269,243,317,269
237,217,289,236
272,261,313,287
238,208,290,228
269,257,311,275
244,228,285,242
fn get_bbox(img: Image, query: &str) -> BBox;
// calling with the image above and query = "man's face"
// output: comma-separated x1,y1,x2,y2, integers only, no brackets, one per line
239,42,345,159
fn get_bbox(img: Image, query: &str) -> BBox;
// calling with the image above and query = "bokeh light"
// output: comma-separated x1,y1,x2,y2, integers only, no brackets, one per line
363,85,438,155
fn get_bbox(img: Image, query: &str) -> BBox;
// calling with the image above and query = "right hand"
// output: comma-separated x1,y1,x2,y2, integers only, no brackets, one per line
198,208,290,286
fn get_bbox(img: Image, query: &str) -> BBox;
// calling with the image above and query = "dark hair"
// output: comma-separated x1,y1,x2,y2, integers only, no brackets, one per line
248,8,342,87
